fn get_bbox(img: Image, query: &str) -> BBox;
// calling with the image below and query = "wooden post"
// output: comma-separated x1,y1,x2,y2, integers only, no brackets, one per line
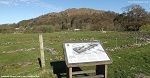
69,67,72,78
105,65,108,78
102,28,104,32
115,38,118,48
136,37,138,44
39,34,45,69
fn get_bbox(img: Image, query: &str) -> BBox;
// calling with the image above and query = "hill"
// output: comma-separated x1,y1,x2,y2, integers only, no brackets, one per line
0,5,150,33
0,8,118,33
18,8,117,31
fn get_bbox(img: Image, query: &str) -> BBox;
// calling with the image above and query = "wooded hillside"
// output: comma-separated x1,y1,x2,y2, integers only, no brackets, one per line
0,5,150,33
19,8,117,31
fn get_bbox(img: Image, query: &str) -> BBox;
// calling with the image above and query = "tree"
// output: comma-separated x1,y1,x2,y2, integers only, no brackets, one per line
114,4,148,31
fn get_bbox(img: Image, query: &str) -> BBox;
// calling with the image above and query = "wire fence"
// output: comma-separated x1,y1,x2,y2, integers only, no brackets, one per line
0,32,150,54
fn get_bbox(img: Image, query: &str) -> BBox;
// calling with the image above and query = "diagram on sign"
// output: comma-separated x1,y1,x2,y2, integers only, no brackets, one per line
73,43,98,53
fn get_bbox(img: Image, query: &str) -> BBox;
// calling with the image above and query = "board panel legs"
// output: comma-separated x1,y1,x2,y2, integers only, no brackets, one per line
67,67,72,78
105,65,108,78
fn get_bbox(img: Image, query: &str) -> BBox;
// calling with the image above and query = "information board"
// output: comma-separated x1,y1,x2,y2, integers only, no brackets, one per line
64,42,111,64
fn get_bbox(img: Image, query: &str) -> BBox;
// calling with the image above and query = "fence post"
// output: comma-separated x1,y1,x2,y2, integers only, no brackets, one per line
136,37,138,44
115,38,118,48
39,34,45,69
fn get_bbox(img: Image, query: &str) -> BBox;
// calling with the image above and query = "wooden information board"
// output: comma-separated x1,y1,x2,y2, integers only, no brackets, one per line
64,41,112,78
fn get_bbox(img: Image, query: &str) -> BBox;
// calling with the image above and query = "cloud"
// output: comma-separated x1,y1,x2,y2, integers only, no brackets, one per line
0,0,34,6
0,0,63,11
128,0,149,4
0,0,11,5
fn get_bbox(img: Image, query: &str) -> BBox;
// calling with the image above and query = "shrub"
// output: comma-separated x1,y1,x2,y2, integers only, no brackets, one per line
32,25,54,33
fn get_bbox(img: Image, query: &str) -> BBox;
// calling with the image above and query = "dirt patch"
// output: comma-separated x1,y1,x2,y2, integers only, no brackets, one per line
134,74,150,78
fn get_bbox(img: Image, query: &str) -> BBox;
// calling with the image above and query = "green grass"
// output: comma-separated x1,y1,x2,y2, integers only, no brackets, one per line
0,31,150,78
140,25,150,33
109,44,150,78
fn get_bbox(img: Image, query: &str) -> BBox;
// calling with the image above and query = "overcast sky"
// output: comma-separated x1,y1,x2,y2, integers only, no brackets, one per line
0,0,149,24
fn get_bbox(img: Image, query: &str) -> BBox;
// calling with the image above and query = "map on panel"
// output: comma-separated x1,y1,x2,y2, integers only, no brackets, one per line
64,42,110,64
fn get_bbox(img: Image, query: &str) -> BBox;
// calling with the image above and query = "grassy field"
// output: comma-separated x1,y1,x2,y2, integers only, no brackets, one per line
0,31,150,78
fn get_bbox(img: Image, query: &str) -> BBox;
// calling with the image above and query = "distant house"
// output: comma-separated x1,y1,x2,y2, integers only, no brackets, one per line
15,28,20,30
74,29,81,31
